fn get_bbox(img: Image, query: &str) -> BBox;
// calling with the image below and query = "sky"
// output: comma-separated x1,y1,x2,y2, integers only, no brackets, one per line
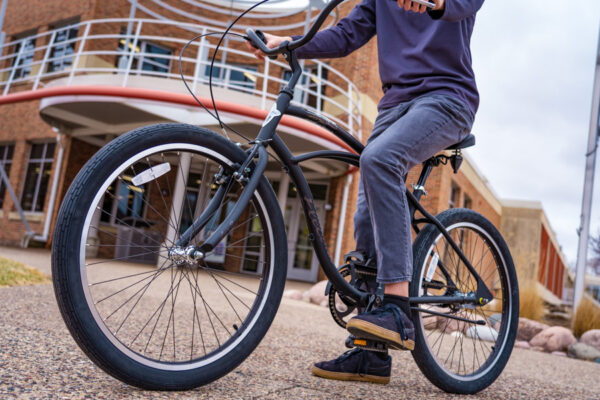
469,1,600,267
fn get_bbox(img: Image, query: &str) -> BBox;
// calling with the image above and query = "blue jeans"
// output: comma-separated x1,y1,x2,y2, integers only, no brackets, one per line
353,93,475,284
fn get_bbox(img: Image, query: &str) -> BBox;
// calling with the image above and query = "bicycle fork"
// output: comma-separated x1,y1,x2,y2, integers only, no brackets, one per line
170,142,269,264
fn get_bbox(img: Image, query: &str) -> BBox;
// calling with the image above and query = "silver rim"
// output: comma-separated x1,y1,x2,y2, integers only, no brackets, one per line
78,143,275,370
417,221,512,381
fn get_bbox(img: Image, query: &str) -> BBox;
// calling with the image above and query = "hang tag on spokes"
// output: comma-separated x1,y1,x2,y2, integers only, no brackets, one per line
425,252,439,282
131,162,171,186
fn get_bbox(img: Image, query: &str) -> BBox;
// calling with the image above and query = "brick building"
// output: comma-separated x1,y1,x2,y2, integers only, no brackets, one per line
0,0,569,299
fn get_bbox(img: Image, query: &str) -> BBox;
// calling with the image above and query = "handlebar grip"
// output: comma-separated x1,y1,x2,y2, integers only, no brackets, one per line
246,29,278,60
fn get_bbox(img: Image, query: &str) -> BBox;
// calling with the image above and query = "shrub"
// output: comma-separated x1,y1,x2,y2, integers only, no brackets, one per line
519,283,544,322
573,296,600,338
0,256,48,287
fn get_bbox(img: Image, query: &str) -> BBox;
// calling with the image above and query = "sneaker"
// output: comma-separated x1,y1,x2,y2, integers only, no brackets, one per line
311,348,391,384
346,303,415,351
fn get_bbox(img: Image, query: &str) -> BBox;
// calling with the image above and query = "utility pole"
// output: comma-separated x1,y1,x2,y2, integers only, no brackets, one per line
574,23,600,311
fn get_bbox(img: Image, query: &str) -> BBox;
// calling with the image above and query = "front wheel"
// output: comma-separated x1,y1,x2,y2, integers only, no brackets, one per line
410,208,519,394
52,123,287,390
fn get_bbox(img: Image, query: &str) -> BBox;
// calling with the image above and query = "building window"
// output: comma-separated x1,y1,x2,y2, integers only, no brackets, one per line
100,175,149,226
0,144,15,210
117,35,172,75
205,64,257,92
12,35,37,79
463,193,472,209
449,181,460,209
48,22,79,73
21,142,55,213
283,66,328,110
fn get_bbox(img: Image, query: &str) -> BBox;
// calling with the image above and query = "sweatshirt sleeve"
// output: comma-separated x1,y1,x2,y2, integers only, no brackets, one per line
292,0,376,59
428,0,484,22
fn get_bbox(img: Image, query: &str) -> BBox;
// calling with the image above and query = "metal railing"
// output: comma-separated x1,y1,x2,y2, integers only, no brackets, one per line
132,0,339,32
0,18,361,138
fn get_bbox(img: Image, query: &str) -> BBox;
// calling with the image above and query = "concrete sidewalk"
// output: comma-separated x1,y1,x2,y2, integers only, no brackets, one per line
1,248,600,399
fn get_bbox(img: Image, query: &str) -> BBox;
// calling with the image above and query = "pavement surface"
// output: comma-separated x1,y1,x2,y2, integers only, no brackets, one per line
1,247,600,399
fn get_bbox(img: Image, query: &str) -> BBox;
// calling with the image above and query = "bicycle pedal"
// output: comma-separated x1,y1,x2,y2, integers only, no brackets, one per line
347,336,388,353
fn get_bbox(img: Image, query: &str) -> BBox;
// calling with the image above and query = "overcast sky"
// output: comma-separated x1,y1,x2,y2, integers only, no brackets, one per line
468,1,600,267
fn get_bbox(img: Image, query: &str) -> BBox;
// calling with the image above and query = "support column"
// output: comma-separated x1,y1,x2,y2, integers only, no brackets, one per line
277,171,290,219
163,153,191,250
86,197,103,258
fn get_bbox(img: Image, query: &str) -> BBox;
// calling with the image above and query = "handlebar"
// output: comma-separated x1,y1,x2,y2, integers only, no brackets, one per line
246,0,346,58
246,0,436,58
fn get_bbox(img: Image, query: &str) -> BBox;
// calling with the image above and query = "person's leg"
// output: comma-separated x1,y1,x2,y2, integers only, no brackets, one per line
361,93,474,289
353,104,408,261
346,94,475,350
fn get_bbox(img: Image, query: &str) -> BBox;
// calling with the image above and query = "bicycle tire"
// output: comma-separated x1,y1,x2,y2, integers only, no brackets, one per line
410,208,519,394
52,123,287,390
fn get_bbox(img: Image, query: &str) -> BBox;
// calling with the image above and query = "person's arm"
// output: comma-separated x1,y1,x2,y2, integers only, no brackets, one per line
427,0,484,22
246,0,376,60
291,0,376,59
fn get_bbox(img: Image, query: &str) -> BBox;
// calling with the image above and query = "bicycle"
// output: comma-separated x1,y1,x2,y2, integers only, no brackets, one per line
51,0,519,394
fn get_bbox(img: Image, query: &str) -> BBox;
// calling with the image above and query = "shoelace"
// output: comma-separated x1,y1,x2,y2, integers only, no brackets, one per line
369,303,410,341
333,348,370,376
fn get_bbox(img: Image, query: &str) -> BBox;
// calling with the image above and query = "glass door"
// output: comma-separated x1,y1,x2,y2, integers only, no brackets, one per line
286,199,325,282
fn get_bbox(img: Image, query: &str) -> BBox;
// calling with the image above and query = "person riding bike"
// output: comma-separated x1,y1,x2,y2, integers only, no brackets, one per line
249,0,484,384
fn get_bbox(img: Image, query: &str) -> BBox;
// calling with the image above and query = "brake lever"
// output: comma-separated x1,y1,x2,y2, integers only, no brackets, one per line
246,29,277,60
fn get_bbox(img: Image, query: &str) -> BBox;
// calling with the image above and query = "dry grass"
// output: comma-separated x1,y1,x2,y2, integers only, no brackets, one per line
573,296,600,338
519,283,545,322
0,256,48,287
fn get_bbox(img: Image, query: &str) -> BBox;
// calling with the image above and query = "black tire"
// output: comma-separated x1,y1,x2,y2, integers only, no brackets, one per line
52,123,287,390
410,208,519,394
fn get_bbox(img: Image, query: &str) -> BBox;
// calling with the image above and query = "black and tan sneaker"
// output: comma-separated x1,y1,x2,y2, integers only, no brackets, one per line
311,348,391,384
346,303,415,351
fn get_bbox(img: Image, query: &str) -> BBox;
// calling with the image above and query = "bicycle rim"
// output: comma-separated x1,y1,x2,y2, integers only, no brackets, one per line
416,221,513,380
78,143,275,370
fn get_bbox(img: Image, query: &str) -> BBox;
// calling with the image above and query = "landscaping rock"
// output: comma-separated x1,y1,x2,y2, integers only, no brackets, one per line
466,325,498,342
283,290,303,301
517,318,550,342
567,342,600,362
488,313,502,328
580,329,600,352
304,280,328,306
551,351,567,357
422,306,445,330
515,340,531,349
532,346,545,352
437,314,476,334
529,326,577,353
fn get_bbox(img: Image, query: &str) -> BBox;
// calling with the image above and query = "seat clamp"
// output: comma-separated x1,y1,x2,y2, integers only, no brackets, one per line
412,184,428,195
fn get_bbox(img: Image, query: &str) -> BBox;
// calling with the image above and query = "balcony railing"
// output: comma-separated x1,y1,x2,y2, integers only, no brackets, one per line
0,18,361,139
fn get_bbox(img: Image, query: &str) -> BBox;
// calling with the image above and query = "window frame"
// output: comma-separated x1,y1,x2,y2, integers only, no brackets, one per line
20,142,56,214
12,32,37,80
0,143,15,210
47,20,79,73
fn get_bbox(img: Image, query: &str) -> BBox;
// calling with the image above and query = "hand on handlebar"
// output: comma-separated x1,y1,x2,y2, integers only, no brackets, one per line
245,32,293,60
396,0,444,14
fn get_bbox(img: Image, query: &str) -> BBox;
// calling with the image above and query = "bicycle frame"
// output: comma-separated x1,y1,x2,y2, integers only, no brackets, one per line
176,0,493,308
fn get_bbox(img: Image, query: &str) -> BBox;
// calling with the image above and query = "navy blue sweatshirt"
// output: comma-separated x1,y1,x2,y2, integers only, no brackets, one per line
294,0,484,114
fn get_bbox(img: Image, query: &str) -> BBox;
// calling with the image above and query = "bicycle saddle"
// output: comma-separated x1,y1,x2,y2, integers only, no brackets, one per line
445,134,475,150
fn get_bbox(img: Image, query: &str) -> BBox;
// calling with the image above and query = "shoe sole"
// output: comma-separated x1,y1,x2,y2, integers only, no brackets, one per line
311,366,390,384
346,320,415,351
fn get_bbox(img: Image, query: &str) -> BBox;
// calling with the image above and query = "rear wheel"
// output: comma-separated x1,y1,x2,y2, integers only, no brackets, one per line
52,123,287,390
410,208,519,394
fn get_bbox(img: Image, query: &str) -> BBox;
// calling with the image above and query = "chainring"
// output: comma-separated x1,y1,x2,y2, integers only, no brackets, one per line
328,264,377,328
